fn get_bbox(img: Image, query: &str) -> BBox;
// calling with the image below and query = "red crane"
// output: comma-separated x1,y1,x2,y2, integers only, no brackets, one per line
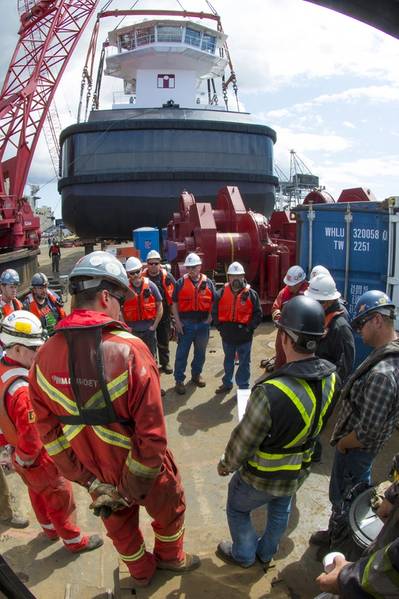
0,0,99,249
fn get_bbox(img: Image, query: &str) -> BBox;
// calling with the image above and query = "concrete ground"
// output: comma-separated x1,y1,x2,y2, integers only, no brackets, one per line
1,249,397,598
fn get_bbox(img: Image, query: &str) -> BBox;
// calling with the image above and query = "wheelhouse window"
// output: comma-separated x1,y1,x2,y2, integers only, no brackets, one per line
184,27,201,47
201,33,216,54
157,25,182,43
136,26,155,47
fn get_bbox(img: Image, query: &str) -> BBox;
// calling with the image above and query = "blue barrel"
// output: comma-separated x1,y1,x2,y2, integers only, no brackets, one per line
295,200,399,366
133,227,160,261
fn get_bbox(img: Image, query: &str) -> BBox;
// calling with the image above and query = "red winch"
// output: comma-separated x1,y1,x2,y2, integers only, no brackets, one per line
166,186,296,314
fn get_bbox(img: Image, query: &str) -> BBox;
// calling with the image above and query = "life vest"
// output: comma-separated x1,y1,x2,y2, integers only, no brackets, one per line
217,284,253,325
177,274,213,313
0,298,23,318
25,291,66,335
122,278,157,322
324,309,344,330
142,268,174,306
246,372,337,480
0,360,29,447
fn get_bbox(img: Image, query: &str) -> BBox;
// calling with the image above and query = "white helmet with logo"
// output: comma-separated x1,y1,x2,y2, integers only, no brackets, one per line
184,253,202,267
146,250,161,261
125,257,143,273
0,310,46,349
305,273,341,301
283,265,306,287
227,262,245,276
310,264,330,280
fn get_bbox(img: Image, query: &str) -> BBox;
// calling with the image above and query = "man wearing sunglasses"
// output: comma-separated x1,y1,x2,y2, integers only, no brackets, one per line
29,251,198,587
311,289,399,549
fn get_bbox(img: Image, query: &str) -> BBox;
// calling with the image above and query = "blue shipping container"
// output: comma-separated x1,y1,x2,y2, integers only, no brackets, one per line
295,199,399,365
133,227,160,261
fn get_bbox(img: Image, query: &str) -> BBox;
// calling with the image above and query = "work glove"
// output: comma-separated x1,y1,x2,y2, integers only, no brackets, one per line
88,479,129,518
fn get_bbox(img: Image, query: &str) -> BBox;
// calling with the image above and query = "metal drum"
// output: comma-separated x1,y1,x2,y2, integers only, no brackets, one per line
349,487,384,549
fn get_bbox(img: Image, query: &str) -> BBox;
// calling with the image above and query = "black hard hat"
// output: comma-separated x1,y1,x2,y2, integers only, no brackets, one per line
277,295,325,337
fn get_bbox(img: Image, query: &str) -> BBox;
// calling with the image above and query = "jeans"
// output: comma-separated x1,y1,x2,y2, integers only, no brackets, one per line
226,471,292,565
132,328,157,358
329,448,376,510
222,340,252,389
174,320,210,383
156,312,171,368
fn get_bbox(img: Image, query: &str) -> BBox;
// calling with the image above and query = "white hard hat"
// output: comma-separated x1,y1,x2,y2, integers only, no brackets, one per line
125,256,143,273
184,253,202,267
305,273,341,301
0,310,46,349
310,265,330,280
283,265,306,287
227,261,245,276
146,250,161,261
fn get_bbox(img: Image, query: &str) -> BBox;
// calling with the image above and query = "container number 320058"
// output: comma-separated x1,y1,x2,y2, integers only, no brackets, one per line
352,228,388,252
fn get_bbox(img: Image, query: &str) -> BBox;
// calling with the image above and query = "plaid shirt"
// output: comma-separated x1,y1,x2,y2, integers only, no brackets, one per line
223,385,309,497
331,354,399,453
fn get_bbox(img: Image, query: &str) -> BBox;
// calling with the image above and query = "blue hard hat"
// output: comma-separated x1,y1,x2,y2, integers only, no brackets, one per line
352,290,396,329
0,269,20,285
31,272,49,287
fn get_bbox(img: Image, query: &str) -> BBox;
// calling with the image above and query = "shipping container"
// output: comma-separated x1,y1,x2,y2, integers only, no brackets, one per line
294,198,399,365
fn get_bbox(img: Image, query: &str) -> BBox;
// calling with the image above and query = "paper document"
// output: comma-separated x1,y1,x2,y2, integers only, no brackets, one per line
237,389,251,421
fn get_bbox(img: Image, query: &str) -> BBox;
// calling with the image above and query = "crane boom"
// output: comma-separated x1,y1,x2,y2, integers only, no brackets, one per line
0,0,98,249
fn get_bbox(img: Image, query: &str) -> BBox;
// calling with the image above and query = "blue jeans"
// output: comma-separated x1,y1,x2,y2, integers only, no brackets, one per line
329,448,376,509
222,340,252,389
226,471,292,565
174,320,210,383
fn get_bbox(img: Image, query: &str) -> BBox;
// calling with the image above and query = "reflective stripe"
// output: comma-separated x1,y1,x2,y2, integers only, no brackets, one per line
15,454,36,467
362,543,399,598
42,523,55,530
154,527,185,543
119,543,146,562
126,451,160,478
86,370,128,409
36,366,79,416
62,424,85,442
44,435,71,456
0,367,29,382
249,373,337,476
91,425,131,450
110,330,136,340
63,534,82,545
7,380,28,395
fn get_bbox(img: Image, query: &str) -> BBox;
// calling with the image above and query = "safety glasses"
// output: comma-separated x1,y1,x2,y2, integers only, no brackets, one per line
353,313,376,332
109,292,126,308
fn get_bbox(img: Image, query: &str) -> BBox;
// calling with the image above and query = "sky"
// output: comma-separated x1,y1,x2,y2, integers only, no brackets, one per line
1,0,399,218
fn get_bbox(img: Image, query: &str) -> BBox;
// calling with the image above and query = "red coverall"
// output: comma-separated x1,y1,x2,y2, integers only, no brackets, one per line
29,310,185,581
0,357,88,551
271,281,308,368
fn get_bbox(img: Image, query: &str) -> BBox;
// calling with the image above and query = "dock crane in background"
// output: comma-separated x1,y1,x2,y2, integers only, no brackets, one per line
274,149,328,209
0,0,99,250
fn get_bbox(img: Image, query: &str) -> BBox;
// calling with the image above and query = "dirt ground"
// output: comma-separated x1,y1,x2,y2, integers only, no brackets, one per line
1,248,397,598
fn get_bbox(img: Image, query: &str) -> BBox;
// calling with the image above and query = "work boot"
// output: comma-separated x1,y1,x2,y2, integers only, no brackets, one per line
175,382,186,395
309,529,331,547
215,384,233,395
216,541,254,568
156,552,201,572
0,514,29,529
161,388,166,397
131,575,153,588
161,364,173,375
191,374,206,388
70,534,104,553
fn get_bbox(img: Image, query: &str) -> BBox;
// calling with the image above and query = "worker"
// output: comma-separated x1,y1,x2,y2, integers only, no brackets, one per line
305,273,354,383
309,264,330,279
122,256,163,358
142,250,175,374
316,539,399,597
310,290,399,549
213,262,262,393
172,252,216,395
23,272,66,336
0,310,102,552
0,270,23,321
216,295,340,568
305,273,355,463
28,251,199,587
271,264,308,370
49,240,61,274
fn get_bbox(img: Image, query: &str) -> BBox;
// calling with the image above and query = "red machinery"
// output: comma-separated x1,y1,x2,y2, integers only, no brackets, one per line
0,0,99,250
166,186,297,314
